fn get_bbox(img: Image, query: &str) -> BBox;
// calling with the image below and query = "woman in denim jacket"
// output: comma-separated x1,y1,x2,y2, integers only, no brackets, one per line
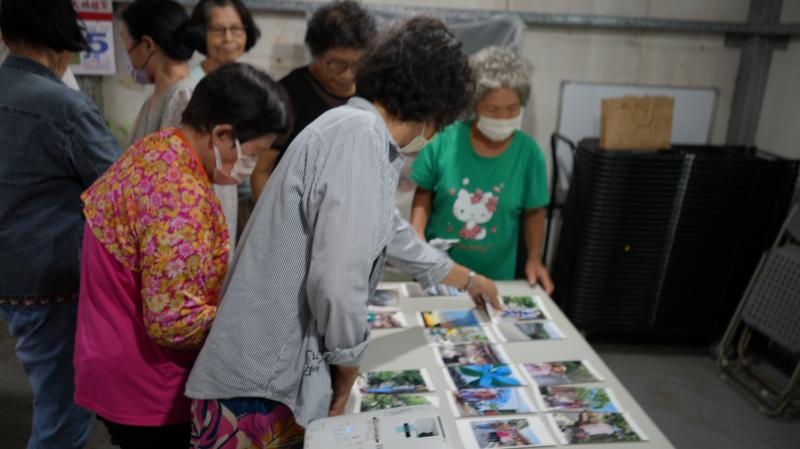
0,1,121,448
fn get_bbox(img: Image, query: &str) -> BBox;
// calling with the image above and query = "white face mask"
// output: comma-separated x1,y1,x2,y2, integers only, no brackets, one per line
476,113,523,142
229,139,257,183
400,123,430,154
213,137,254,184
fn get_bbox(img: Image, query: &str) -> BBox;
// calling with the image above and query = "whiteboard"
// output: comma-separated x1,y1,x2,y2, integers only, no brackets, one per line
554,82,718,192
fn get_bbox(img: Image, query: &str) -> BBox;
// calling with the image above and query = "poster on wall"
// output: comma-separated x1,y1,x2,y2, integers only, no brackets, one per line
70,0,116,75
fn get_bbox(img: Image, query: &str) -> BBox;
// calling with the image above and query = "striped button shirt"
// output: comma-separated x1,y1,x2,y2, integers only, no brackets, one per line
185,97,453,427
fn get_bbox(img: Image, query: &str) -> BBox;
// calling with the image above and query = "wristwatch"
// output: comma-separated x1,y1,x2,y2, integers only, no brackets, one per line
464,271,476,292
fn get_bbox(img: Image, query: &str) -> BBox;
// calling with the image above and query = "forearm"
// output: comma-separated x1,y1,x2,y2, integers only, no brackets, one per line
439,263,473,291
410,188,433,239
329,364,360,413
524,208,546,262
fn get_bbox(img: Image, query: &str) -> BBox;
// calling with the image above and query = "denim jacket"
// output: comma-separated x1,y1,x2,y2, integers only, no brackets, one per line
0,55,121,305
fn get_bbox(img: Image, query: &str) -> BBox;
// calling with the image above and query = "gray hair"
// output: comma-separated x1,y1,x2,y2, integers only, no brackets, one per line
469,46,531,106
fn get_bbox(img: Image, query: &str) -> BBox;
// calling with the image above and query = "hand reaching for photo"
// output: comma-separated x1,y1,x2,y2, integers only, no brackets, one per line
468,274,502,311
525,258,554,295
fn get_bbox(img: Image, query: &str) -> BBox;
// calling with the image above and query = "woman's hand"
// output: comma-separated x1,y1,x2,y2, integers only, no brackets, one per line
468,274,502,311
525,258,554,295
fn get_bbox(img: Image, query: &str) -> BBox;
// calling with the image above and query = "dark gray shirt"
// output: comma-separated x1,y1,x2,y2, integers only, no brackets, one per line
185,97,452,426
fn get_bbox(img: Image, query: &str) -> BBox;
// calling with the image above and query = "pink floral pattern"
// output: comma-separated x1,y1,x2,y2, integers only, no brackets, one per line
82,128,229,350
191,399,305,449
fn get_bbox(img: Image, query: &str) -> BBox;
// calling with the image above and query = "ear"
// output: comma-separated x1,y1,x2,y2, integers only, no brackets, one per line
210,124,235,148
140,35,157,53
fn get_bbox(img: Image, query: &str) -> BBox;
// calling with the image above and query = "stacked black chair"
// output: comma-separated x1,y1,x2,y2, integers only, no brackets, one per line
552,139,798,339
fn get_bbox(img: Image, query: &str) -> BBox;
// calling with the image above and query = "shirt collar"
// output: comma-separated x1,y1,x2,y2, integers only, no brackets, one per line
346,96,402,162
2,55,62,84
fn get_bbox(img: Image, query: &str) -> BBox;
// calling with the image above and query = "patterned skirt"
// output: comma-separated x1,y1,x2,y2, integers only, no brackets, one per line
190,397,304,449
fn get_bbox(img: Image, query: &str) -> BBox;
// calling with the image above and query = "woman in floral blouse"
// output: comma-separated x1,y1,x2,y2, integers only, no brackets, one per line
73,63,289,447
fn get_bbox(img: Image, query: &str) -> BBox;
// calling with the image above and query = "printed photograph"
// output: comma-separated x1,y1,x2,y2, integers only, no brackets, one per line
470,419,541,448
494,321,562,342
538,386,618,413
367,311,407,330
447,364,525,390
437,343,505,366
522,361,601,386
357,369,433,394
451,388,535,417
358,394,435,413
551,412,643,444
421,310,481,328
493,296,548,322
425,326,493,345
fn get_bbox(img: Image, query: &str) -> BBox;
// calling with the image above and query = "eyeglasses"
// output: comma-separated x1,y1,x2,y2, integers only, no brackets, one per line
324,58,359,75
208,25,246,37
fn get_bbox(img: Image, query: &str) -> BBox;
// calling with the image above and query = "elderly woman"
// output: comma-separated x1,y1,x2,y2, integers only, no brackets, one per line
251,0,377,201
73,63,289,447
0,1,121,448
411,46,554,293
121,0,198,145
189,0,260,80
188,0,262,243
186,17,500,448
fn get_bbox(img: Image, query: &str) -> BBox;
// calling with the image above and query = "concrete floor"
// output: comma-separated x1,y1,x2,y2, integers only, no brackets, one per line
1,328,798,449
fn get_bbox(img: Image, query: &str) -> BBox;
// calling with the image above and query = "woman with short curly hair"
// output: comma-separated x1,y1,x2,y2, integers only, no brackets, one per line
185,16,500,448
411,46,554,293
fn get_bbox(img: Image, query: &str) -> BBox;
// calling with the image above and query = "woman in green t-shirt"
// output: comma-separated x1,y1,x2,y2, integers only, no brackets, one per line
410,46,554,293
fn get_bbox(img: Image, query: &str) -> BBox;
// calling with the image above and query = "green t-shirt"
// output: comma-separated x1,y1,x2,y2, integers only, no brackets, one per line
411,120,550,280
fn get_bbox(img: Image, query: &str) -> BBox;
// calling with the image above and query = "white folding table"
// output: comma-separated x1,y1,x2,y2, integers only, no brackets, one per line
352,280,675,449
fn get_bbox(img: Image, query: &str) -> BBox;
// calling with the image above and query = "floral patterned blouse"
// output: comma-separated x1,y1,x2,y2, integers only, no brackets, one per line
81,127,229,349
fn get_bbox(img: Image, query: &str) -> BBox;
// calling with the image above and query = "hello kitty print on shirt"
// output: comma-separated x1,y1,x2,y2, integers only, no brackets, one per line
452,178,499,241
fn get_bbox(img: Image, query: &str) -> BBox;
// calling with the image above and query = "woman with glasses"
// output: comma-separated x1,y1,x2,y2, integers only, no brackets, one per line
73,64,289,448
251,0,377,201
189,0,262,243
188,0,260,81
120,0,197,145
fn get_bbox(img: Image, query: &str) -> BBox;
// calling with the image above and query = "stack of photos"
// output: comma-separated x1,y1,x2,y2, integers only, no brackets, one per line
353,369,437,413
448,388,536,417
434,343,509,367
368,287,401,308
367,311,408,330
405,282,466,297
424,326,494,346
489,296,550,322
534,386,620,413
420,309,482,328
547,412,647,444
488,296,565,343
493,321,564,343
520,361,603,387
457,417,556,449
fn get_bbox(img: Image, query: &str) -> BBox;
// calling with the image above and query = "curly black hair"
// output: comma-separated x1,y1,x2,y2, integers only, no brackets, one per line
356,16,473,130
305,0,376,57
182,63,290,143
189,0,261,55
